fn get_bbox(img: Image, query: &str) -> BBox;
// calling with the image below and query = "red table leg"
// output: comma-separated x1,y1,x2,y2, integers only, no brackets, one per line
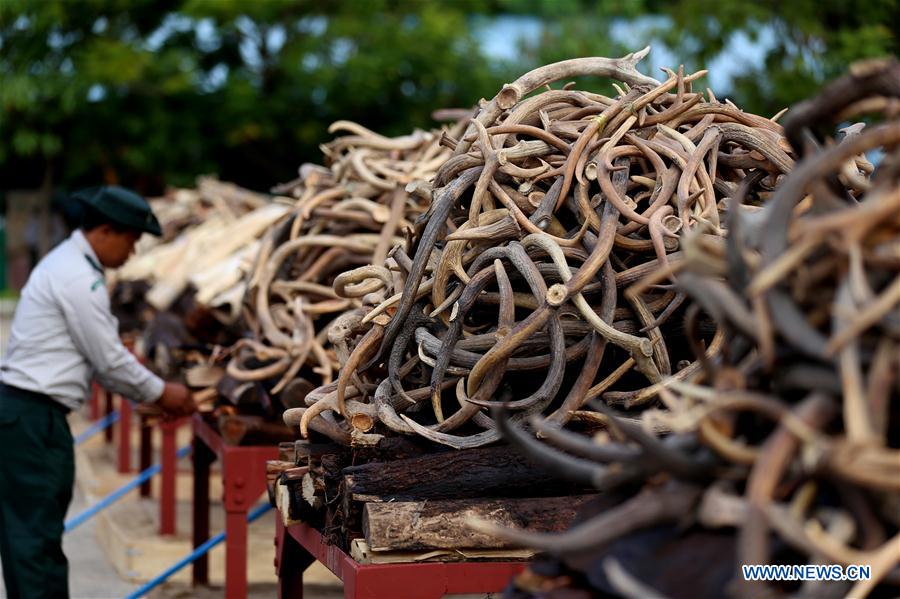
139,417,152,497
104,388,114,443
225,507,249,599
117,395,132,473
190,415,280,595
192,435,214,586
275,518,313,599
222,446,273,599
90,382,102,421
159,419,179,535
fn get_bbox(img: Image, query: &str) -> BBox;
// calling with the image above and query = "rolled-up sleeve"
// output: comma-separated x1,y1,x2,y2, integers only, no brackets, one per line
57,280,164,403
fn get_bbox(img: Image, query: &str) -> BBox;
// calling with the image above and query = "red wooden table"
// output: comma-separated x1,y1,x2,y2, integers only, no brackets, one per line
192,413,279,599
274,518,525,599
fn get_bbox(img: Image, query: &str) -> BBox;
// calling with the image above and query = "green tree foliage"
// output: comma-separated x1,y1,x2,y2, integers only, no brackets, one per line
0,0,895,193
0,0,509,191
0,0,220,190
501,0,897,116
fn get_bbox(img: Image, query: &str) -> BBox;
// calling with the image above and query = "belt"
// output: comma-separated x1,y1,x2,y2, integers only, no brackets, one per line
0,382,71,415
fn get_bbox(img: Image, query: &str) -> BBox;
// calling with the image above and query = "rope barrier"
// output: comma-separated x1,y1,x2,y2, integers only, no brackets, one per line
64,444,191,533
124,503,273,599
74,410,120,446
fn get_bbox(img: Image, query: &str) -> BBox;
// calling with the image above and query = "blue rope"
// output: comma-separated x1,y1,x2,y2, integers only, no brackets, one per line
74,410,120,446
64,445,191,532
125,503,273,599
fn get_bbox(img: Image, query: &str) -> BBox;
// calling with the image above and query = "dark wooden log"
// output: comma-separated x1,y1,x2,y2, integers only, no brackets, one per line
215,375,257,406
343,445,592,500
293,440,343,463
279,377,316,409
275,466,323,525
217,414,294,445
265,459,295,506
363,495,597,552
322,452,354,548
281,466,309,484
277,442,295,462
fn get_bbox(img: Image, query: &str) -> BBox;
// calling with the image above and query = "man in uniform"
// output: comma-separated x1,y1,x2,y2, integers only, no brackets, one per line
0,186,196,598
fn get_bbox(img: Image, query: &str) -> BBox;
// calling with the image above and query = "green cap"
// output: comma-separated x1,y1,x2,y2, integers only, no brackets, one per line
73,185,162,236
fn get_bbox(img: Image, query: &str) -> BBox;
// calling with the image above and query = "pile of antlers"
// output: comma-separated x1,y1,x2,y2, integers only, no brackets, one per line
294,48,798,450
226,119,465,405
480,58,900,598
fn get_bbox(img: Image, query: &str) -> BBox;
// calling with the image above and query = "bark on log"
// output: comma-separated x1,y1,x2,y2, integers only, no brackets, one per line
293,440,344,463
266,459,296,506
277,467,325,525
363,495,597,551
277,442,295,462
343,445,591,500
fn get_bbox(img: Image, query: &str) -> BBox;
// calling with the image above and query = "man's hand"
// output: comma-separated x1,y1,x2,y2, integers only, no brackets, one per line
157,382,196,418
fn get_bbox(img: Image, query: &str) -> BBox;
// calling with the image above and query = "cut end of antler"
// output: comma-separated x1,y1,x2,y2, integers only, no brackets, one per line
546,283,569,307
350,413,375,432
497,84,520,110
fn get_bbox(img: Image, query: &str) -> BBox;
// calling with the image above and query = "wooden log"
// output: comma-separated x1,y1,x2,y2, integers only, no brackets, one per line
343,445,591,500
273,465,307,521
293,440,343,463
217,414,295,445
322,452,353,547
280,377,316,409
363,495,596,552
266,460,296,506
185,364,225,388
292,442,340,506
266,460,295,479
277,442,295,462
276,482,302,526
216,375,256,405
350,539,535,564
301,472,322,510
275,466,320,525
281,466,309,484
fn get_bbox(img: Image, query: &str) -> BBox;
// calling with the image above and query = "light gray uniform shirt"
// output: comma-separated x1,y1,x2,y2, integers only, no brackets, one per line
1,230,164,411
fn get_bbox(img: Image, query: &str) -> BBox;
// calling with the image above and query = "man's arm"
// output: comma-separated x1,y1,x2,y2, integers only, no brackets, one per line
58,278,164,403
59,280,194,417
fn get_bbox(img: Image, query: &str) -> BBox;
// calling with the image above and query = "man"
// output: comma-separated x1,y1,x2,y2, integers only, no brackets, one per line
0,186,195,598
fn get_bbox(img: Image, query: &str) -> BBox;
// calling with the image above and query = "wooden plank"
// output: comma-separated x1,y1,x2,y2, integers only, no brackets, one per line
363,495,596,552
349,539,535,564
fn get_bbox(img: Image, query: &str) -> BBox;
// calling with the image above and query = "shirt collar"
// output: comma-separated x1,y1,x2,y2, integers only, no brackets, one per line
71,229,105,277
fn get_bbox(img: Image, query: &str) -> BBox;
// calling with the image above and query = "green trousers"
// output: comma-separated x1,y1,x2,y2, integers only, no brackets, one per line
0,383,73,599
